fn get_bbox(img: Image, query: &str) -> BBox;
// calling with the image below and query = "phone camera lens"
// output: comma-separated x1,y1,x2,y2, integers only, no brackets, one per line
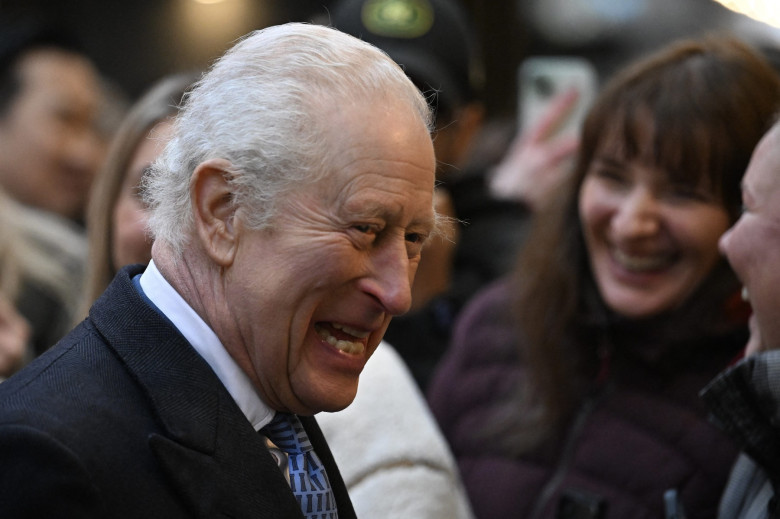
533,74,556,98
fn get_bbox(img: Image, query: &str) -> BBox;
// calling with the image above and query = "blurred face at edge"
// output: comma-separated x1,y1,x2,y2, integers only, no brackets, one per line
579,125,730,319
0,48,105,222
719,124,780,354
112,120,174,269
218,99,436,415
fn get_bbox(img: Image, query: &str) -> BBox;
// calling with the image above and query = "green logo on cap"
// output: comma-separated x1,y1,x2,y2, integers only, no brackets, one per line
361,0,434,39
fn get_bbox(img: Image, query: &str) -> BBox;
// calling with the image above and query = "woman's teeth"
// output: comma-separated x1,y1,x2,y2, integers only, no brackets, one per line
613,249,673,272
315,323,366,354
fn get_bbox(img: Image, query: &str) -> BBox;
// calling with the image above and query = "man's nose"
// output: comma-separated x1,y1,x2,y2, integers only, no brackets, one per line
718,225,734,258
611,188,660,238
364,238,413,316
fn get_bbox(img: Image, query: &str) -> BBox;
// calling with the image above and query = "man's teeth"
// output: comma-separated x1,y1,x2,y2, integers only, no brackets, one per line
316,324,366,354
332,322,370,339
613,249,672,272
742,286,750,302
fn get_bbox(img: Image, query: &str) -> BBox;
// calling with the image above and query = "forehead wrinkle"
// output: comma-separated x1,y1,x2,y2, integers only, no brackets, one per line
341,173,437,230
338,158,433,193
337,151,434,174
343,191,435,229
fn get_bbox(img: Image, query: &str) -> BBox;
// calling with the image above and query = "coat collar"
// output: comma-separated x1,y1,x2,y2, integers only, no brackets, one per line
91,265,222,453
702,349,780,480
89,265,305,517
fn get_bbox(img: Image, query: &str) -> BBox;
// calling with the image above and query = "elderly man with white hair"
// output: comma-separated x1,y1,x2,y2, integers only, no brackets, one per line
0,22,437,518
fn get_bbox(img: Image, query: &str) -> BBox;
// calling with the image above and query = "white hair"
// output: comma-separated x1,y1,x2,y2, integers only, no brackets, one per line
144,22,432,257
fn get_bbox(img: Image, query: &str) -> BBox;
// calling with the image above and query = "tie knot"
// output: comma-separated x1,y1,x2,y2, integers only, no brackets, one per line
262,412,313,454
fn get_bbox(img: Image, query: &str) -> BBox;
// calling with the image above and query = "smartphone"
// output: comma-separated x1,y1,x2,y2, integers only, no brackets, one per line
518,56,598,140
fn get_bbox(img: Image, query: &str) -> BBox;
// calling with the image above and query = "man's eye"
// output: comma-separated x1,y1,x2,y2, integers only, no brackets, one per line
354,224,373,234
405,232,423,244
405,232,429,258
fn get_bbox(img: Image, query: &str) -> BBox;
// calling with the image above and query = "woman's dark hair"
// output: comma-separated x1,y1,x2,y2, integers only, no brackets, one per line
505,35,780,450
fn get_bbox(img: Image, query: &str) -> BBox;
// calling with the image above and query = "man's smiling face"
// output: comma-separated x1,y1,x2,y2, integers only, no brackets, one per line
720,123,780,354
221,99,436,415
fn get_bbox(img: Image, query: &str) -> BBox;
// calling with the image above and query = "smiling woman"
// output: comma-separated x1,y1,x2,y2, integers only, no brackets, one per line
428,35,780,519
578,147,731,319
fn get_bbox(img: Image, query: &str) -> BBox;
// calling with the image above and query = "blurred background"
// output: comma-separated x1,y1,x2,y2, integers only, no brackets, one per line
1,0,778,119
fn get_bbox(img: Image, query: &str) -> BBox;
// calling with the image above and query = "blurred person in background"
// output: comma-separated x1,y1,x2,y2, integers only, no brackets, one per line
428,35,780,519
0,293,28,381
79,71,197,319
702,117,780,519
0,188,31,379
0,20,106,226
0,184,81,369
0,20,120,354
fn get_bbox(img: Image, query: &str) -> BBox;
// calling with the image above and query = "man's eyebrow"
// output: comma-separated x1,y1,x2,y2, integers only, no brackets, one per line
421,212,439,231
352,204,437,235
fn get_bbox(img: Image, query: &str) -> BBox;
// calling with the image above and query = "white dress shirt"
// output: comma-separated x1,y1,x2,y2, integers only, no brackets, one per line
139,260,275,431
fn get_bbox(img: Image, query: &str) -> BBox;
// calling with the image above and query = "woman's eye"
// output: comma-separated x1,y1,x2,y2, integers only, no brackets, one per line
666,185,712,203
596,168,627,184
587,161,629,188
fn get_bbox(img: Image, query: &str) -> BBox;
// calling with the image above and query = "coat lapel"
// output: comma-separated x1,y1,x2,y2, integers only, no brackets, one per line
90,266,304,518
148,407,303,518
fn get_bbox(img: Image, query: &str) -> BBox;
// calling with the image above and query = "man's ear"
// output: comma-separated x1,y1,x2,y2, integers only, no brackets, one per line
191,158,239,268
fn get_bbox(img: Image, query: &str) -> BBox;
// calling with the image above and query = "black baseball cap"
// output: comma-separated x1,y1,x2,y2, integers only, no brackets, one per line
330,0,483,118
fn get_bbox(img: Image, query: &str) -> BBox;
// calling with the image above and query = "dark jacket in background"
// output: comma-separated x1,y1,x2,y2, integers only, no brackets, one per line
428,278,746,519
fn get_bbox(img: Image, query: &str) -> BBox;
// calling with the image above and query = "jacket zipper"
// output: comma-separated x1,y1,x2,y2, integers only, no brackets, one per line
528,393,603,519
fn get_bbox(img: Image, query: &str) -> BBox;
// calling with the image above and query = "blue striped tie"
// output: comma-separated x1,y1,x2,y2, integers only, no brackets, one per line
262,413,338,519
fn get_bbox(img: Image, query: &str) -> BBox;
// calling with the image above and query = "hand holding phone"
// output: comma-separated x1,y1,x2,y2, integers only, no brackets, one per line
518,56,598,140
489,57,597,209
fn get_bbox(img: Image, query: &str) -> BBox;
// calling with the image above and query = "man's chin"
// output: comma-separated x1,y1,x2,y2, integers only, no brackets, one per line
292,380,359,415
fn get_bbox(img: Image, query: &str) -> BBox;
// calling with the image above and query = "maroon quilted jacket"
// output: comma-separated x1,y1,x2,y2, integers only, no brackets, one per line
428,278,747,519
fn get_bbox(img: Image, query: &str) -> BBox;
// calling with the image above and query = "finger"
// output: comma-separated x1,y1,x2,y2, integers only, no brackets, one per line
545,135,580,165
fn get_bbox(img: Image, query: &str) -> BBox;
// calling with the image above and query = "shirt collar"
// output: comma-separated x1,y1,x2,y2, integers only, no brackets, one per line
139,259,275,431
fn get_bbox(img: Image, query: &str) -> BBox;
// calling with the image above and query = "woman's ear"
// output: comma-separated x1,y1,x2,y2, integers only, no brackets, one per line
190,158,239,267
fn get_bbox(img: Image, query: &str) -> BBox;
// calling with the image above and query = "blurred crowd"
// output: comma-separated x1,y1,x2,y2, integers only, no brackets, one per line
2,0,780,517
